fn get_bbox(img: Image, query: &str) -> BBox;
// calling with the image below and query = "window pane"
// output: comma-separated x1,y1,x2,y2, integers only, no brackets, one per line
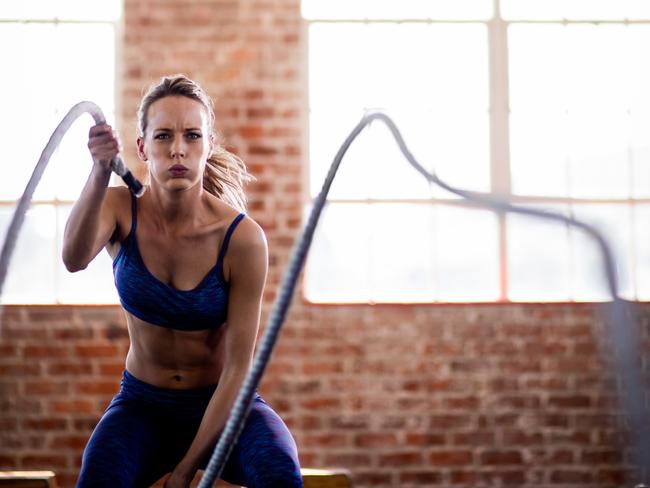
630,26,650,198
304,202,499,302
0,205,56,303
303,0,492,20
509,24,568,113
309,22,490,199
368,204,435,302
502,0,650,20
304,203,372,302
309,110,433,200
632,141,650,198
435,205,499,301
509,24,650,198
389,109,491,200
56,206,118,304
570,204,633,301
635,204,650,300
509,111,570,197
507,204,571,301
567,110,631,199
0,22,115,201
309,23,488,111
0,0,121,21
309,108,489,200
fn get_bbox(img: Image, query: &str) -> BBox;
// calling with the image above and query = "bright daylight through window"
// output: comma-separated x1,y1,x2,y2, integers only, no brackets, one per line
0,2,120,303
303,0,650,303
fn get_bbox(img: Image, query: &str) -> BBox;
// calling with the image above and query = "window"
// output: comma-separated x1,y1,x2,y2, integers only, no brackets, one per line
303,0,650,303
0,2,120,304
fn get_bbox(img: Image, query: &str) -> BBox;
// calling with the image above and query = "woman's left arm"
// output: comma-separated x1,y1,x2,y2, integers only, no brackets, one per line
166,218,268,487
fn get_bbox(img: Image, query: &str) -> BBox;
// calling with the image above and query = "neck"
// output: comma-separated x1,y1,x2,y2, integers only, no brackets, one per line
148,182,204,226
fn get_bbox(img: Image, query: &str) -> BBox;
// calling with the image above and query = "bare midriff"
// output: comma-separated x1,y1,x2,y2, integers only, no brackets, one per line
124,312,227,389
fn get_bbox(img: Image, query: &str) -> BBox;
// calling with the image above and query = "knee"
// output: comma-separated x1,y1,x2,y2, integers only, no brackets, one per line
77,457,131,488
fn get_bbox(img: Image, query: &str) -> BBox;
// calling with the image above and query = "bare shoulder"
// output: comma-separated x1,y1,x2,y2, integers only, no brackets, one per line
104,185,135,242
214,203,267,283
208,196,267,252
105,185,132,207
229,212,268,255
227,213,268,289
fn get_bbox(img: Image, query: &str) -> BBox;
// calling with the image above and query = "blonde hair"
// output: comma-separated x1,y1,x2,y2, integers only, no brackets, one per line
137,74,254,212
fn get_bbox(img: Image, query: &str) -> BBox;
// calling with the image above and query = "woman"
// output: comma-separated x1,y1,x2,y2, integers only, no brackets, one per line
63,74,303,488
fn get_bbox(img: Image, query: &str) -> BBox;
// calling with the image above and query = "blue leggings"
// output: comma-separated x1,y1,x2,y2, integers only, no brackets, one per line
77,370,302,488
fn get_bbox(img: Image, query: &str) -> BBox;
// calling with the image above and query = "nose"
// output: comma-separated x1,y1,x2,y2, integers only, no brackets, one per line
170,135,186,159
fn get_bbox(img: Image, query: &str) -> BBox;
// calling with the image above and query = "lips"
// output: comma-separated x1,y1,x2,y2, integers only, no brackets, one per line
169,164,188,176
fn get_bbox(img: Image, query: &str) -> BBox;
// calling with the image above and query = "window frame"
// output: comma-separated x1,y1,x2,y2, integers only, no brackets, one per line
0,12,121,305
302,0,650,304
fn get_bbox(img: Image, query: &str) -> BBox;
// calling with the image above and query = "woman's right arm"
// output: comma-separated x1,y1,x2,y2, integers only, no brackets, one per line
62,124,123,272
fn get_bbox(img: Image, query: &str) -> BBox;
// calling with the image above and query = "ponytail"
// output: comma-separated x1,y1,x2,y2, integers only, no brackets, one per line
203,145,255,213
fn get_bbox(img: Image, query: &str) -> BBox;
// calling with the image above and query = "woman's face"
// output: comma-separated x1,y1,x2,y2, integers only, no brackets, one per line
137,95,213,192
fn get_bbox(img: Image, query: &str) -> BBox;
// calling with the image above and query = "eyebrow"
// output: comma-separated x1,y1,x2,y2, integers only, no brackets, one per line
152,128,204,134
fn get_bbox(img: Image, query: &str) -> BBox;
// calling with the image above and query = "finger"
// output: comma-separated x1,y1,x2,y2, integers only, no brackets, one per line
89,124,112,137
90,138,120,156
88,137,119,153
89,134,119,149
89,129,121,146
92,151,119,162
93,144,120,157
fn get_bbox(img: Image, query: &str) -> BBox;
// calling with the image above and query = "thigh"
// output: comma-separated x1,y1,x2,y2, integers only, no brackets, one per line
77,399,174,488
220,396,303,488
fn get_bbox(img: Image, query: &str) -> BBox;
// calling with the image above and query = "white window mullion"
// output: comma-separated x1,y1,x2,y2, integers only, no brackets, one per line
488,0,512,300
488,9,512,196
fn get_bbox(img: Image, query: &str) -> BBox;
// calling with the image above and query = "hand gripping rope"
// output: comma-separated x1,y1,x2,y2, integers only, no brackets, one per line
0,106,646,486
0,101,143,301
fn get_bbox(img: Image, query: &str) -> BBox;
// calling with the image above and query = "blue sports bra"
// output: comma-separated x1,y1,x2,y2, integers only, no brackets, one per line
112,194,246,331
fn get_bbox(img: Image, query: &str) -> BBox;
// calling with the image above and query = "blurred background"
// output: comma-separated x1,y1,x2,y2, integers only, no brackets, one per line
0,0,649,486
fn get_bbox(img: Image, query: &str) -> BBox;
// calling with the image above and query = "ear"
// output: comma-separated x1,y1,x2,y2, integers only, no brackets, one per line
136,136,148,162
208,133,215,154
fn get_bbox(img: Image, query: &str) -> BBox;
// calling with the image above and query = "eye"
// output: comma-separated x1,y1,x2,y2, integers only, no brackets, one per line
187,132,202,140
154,133,170,140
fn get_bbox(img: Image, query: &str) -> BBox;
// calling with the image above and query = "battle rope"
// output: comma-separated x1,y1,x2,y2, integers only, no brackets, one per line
0,104,644,484
198,112,648,486
0,101,143,303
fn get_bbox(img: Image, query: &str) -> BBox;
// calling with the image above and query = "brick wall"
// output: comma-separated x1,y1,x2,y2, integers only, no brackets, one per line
1,304,648,487
1,0,649,487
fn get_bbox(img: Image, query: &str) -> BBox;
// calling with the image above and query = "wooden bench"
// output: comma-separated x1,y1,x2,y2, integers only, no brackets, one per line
301,468,352,488
0,472,57,488
1,468,352,487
